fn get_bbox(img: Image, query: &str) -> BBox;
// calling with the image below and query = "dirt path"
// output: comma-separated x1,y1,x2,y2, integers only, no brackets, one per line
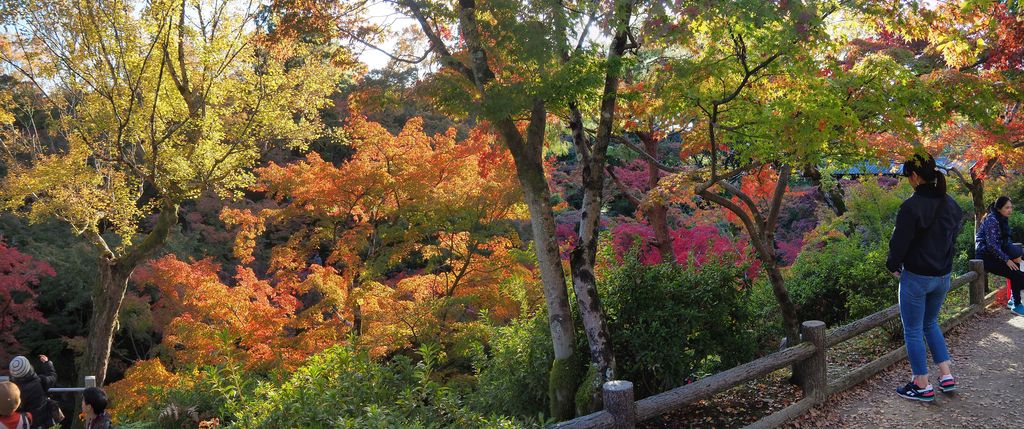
790,307,1024,428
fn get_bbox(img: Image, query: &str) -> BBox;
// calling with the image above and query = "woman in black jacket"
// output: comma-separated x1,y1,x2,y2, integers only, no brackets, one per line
975,196,1024,313
9,356,56,429
887,152,964,401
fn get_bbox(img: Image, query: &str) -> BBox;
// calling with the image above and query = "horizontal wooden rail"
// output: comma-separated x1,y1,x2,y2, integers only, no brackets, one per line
550,261,990,429
549,411,614,429
551,343,816,429
744,398,817,429
826,271,978,347
634,343,815,421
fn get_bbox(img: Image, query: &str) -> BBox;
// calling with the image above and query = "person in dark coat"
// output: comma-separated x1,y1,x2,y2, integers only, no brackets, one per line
82,387,111,429
8,356,55,429
887,152,964,401
975,196,1024,312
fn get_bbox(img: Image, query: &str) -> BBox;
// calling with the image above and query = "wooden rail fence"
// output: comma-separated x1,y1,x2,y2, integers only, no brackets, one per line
0,374,97,393
551,259,994,429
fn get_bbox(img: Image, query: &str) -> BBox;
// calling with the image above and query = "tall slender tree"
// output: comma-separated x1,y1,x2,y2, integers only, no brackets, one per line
380,0,649,417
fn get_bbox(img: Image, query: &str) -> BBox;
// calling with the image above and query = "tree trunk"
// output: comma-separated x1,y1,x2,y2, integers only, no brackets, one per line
641,133,673,260
568,110,617,411
803,166,846,217
569,247,615,412
81,261,132,387
80,203,179,387
758,243,801,347
971,177,985,234
565,2,631,406
495,106,579,421
700,172,801,347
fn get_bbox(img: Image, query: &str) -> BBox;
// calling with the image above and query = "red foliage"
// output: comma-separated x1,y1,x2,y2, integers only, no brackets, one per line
0,241,55,363
980,5,1024,71
610,221,761,279
612,160,658,192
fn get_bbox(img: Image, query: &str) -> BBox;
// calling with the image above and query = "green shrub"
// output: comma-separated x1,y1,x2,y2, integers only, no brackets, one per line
745,277,785,351
600,251,757,397
112,363,258,429
787,236,894,325
224,346,528,429
469,310,553,421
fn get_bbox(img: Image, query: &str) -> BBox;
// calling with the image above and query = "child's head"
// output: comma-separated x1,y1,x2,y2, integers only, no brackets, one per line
8,356,33,380
0,381,20,417
82,387,108,416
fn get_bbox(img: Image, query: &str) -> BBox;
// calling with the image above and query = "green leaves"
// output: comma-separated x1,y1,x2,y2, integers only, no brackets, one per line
0,0,342,253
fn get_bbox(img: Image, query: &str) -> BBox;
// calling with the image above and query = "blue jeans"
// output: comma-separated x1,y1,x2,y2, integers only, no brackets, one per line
899,270,952,376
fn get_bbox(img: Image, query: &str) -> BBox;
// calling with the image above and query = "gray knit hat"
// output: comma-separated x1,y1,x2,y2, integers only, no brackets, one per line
9,356,33,379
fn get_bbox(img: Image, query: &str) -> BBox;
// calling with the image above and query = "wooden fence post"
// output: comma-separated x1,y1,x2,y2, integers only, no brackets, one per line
84,376,96,388
603,380,636,429
969,259,986,306
799,320,827,403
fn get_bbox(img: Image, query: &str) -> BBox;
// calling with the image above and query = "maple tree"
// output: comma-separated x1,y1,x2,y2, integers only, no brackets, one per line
630,0,949,347
106,112,538,419
931,1,1024,232
0,240,54,363
224,113,533,354
864,1,1024,231
129,254,359,376
0,0,342,385
382,0,671,413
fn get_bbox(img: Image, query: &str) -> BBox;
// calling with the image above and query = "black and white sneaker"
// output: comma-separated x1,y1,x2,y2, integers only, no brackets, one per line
896,382,935,401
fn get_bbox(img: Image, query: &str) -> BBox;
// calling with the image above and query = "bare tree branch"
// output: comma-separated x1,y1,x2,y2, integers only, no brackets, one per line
395,0,475,81
606,166,643,207
611,135,683,173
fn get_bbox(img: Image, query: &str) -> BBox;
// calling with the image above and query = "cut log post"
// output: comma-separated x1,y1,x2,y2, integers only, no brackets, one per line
603,380,636,429
969,259,986,306
799,321,827,403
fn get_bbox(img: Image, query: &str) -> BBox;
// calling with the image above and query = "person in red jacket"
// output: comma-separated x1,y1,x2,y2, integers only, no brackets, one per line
0,381,31,429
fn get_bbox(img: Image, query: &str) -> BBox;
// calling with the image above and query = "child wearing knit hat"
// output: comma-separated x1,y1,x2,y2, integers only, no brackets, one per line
7,358,31,380
0,381,30,429
7,356,56,429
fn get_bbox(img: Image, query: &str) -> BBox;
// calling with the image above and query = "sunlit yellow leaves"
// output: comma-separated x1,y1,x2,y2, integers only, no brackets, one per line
0,92,14,126
0,144,144,243
0,0,341,254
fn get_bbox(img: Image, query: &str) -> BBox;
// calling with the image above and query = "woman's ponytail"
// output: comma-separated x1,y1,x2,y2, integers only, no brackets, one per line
901,152,944,194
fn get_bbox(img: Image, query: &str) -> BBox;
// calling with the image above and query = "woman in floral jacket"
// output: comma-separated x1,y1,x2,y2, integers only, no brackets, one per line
975,196,1024,314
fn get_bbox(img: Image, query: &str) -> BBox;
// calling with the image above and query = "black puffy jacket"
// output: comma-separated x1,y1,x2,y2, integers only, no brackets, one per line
13,362,57,429
886,183,965,276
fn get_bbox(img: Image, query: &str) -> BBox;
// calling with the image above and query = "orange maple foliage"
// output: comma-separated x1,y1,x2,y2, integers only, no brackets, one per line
225,115,534,356
926,119,1024,180
135,256,351,371
105,358,185,422
109,115,541,415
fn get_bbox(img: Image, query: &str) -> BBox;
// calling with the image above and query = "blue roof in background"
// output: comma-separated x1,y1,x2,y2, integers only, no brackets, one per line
834,157,976,176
